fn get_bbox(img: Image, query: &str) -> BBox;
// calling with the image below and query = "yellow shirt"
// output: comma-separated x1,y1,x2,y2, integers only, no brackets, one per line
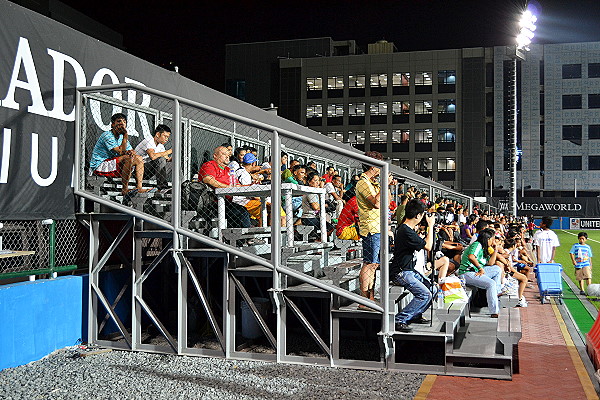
356,173,380,236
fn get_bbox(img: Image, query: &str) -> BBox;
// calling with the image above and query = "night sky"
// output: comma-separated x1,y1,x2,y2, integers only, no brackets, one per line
60,0,600,91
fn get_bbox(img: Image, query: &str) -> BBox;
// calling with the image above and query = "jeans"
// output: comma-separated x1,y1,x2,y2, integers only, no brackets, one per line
225,200,251,228
460,265,502,314
393,270,432,324
143,157,171,189
361,232,381,264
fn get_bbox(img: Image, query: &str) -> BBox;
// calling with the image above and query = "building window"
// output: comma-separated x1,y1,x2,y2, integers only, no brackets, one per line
438,99,456,113
392,129,410,143
392,101,410,114
348,103,366,116
327,104,344,117
370,102,388,115
327,131,344,142
348,75,365,88
414,101,433,114
415,158,433,171
392,73,410,86
370,130,387,143
391,158,409,169
438,128,456,142
589,156,600,170
438,70,456,84
562,94,582,109
307,77,323,90
563,156,582,170
306,105,323,118
589,94,600,108
415,72,432,85
415,129,433,143
590,63,600,79
562,64,582,79
327,77,344,89
562,125,582,140
438,158,456,171
370,73,388,87
589,125,600,139
349,130,366,144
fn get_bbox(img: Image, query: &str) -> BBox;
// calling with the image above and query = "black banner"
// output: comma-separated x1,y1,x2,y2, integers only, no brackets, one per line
0,0,249,219
489,197,600,217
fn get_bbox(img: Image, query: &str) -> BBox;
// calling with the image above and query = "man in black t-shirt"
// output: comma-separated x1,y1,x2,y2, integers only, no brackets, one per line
390,199,436,332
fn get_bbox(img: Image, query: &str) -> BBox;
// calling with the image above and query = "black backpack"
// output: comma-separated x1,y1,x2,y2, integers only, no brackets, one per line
181,179,217,215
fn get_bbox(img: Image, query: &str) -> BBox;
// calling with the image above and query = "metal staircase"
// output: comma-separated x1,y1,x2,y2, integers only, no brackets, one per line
74,83,519,379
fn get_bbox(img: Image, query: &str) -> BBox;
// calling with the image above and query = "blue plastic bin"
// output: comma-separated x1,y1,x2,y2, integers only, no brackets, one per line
534,263,563,304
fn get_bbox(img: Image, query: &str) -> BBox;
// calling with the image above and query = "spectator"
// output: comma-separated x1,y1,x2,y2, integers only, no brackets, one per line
301,171,333,238
336,196,359,241
356,151,386,303
90,113,150,195
281,159,300,182
460,214,478,242
458,228,503,318
570,232,593,295
228,146,247,171
395,195,409,224
134,124,172,191
324,174,345,219
532,216,560,263
280,151,288,172
307,161,317,172
470,219,490,244
345,174,360,191
390,199,436,332
503,239,529,307
284,164,306,184
322,166,335,183
198,146,251,228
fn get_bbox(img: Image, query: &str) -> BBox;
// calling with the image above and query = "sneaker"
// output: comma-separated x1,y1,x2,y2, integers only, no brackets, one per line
516,297,528,307
394,322,413,332
580,290,586,296
246,238,266,246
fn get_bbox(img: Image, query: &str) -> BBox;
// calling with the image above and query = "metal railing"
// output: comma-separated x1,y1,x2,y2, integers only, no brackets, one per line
75,82,484,337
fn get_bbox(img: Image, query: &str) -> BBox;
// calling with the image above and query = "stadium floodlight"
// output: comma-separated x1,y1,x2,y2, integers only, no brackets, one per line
516,8,537,51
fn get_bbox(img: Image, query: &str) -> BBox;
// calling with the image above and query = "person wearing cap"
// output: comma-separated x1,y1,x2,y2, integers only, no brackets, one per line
234,153,285,226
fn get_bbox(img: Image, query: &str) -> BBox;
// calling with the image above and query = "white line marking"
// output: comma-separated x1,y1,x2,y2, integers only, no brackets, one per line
561,230,600,244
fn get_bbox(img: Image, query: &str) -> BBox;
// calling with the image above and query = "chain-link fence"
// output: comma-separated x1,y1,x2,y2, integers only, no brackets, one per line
0,219,87,278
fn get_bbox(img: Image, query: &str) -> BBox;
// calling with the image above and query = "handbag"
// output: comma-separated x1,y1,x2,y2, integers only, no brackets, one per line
441,276,469,303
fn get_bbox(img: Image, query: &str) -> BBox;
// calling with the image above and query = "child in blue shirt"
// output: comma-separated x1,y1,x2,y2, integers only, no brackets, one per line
569,232,593,295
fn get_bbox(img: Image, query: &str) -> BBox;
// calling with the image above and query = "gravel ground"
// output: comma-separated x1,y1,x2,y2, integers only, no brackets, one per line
0,347,424,400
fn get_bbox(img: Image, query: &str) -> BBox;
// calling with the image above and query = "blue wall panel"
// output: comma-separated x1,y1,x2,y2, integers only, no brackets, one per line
0,276,83,370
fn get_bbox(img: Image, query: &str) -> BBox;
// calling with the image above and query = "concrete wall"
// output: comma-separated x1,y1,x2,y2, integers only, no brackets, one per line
0,276,85,370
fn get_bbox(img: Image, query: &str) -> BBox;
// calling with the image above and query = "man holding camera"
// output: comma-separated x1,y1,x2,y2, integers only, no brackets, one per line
390,199,436,332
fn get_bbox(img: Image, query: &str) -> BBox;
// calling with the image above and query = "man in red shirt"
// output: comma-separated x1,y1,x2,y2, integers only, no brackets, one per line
322,166,335,183
198,146,251,228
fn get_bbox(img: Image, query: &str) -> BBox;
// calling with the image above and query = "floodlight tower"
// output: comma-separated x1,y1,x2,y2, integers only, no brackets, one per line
506,6,537,217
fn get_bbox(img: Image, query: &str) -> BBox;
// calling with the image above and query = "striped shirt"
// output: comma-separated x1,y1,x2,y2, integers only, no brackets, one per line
570,243,593,268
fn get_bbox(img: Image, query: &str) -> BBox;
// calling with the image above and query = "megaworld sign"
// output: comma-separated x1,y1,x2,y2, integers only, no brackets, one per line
492,197,599,217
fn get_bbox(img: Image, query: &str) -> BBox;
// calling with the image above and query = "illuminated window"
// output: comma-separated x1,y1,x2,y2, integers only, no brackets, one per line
348,75,366,88
437,128,456,142
306,77,322,90
391,158,409,169
415,72,432,85
370,130,387,143
392,73,410,86
327,131,344,142
350,130,366,144
370,102,388,115
414,101,433,114
392,129,410,143
348,103,366,116
438,158,456,171
438,70,456,84
328,76,344,89
438,99,456,113
415,158,433,171
415,129,433,143
392,101,410,114
306,105,323,118
327,104,344,117
370,73,388,87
